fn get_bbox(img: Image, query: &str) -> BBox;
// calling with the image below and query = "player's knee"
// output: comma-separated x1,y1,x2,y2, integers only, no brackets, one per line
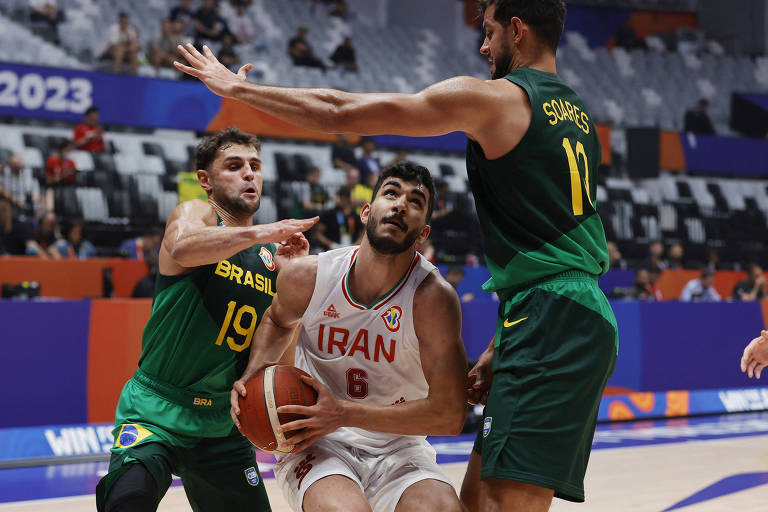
104,463,158,512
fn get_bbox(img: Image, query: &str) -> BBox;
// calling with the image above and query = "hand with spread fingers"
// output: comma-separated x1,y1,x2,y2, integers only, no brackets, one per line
174,43,253,98
276,374,345,453
274,233,310,273
741,330,768,379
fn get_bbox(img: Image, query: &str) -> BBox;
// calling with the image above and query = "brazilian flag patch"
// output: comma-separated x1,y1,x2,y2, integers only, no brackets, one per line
115,424,154,448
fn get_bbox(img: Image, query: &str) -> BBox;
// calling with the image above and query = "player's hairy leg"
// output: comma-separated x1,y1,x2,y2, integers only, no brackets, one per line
479,478,554,512
302,475,371,512
396,479,464,512
459,450,482,512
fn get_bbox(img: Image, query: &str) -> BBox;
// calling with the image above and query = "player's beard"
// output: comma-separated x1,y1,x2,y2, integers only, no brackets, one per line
366,212,421,255
491,32,514,79
212,186,260,217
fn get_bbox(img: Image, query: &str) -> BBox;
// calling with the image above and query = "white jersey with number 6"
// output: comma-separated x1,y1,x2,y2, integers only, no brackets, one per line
295,245,437,452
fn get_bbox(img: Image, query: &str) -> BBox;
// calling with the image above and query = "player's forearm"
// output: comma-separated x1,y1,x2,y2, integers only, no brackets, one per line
244,311,298,374
168,225,265,267
339,396,465,436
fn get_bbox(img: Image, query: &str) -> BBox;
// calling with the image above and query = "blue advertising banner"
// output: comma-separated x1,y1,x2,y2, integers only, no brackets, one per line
0,61,221,130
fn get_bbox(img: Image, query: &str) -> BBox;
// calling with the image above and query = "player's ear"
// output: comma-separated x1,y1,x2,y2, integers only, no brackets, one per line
197,169,213,193
416,224,430,244
360,203,370,225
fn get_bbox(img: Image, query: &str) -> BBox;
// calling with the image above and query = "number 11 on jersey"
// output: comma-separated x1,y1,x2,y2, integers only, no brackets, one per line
562,137,593,216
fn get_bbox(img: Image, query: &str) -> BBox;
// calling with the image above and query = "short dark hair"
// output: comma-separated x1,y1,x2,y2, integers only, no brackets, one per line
195,127,261,172
701,268,714,278
85,106,99,116
371,161,435,222
479,0,566,53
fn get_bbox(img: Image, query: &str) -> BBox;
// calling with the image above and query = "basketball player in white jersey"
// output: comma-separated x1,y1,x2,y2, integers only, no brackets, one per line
230,161,468,512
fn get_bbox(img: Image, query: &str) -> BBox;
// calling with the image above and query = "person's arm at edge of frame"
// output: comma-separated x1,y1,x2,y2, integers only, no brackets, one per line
160,199,317,275
229,255,318,429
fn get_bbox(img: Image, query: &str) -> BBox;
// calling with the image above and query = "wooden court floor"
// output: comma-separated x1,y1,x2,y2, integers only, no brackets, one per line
1,433,767,512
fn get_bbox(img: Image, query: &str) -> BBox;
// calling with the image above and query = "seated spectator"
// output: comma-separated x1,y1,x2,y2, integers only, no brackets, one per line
55,219,96,259
218,34,241,70
681,269,720,302
645,239,666,270
0,154,40,254
666,242,685,270
194,0,231,45
611,267,653,301
221,1,263,48
431,180,454,221
331,133,357,170
45,142,77,186
331,36,358,72
416,238,435,264
301,166,330,217
732,264,767,301
346,168,372,215
356,137,380,184
120,227,163,260
684,99,715,135
73,107,106,152
607,241,628,270
29,0,62,44
26,211,63,259
288,26,326,70
648,266,663,301
445,264,476,303
311,186,361,252
150,19,189,71
169,0,195,37
105,12,141,74
132,251,159,298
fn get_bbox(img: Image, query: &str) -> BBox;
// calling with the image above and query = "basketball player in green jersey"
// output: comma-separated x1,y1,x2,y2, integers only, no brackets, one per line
175,0,616,508
96,127,318,512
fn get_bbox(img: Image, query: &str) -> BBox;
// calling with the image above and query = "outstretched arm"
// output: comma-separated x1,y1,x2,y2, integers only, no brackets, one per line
160,199,317,275
278,272,468,451
175,44,498,140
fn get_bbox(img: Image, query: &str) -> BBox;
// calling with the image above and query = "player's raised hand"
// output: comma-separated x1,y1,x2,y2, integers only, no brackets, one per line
252,217,319,245
276,374,345,453
274,233,310,272
174,43,254,98
741,330,768,379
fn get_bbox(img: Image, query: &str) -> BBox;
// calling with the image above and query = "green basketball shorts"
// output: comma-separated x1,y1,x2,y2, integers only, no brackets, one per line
473,270,617,502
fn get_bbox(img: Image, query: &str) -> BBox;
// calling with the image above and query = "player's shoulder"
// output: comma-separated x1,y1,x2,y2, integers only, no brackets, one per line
276,255,318,295
169,199,216,225
414,270,461,313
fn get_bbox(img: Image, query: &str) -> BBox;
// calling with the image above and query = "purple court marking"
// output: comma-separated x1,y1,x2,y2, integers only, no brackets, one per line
662,472,768,511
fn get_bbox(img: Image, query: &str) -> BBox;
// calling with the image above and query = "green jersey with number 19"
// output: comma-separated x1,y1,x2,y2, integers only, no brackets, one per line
466,67,609,292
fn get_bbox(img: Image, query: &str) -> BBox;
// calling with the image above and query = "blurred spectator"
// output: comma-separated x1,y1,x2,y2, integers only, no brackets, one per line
311,186,361,252
445,264,476,303
330,36,357,72
132,251,159,298
684,99,715,135
681,269,720,302
218,34,242,70
706,249,721,272
666,242,685,270
311,0,349,19
120,227,163,260
356,137,380,184
29,0,62,44
0,154,41,216
55,219,96,259
614,22,646,51
431,180,454,221
300,166,330,217
193,0,231,44
221,1,262,48
645,240,666,270
416,238,435,264
45,141,77,187
151,19,189,71
732,264,767,301
106,12,141,74
346,168,372,214
648,266,663,301
611,267,653,301
169,0,195,37
73,107,106,152
26,211,63,259
288,26,326,70
331,134,358,170
607,241,627,270
383,150,409,169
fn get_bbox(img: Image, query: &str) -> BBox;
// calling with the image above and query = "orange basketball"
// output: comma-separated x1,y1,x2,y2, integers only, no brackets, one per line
238,365,318,454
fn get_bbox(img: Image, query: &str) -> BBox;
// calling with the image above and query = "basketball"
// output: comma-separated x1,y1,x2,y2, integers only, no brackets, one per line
238,365,318,454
